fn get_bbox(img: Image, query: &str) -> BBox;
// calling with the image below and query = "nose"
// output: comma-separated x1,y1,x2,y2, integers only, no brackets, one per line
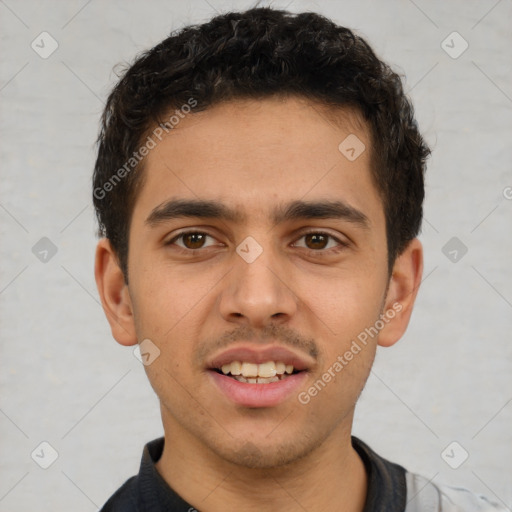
218,241,298,329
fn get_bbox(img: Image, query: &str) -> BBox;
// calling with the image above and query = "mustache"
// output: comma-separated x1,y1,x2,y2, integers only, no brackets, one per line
195,323,319,365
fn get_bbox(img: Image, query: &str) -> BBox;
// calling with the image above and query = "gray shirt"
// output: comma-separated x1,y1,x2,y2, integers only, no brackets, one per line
405,471,509,511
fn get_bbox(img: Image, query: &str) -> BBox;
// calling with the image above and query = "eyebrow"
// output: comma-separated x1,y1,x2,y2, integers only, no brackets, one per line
145,198,370,229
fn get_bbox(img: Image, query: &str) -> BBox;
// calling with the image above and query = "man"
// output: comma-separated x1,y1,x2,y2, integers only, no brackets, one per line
92,7,506,512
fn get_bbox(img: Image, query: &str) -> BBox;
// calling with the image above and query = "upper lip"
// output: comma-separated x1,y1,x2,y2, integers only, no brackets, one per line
207,344,315,372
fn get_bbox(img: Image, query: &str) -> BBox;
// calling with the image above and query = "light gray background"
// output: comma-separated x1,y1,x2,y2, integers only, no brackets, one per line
1,0,511,510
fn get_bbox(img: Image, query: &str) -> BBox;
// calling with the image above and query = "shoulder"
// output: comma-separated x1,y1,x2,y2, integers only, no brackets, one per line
99,475,139,512
405,471,510,512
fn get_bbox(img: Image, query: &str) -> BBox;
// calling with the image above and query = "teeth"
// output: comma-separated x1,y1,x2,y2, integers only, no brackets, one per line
258,361,277,378
260,376,280,384
241,362,258,377
220,360,295,378
233,375,281,384
230,361,242,375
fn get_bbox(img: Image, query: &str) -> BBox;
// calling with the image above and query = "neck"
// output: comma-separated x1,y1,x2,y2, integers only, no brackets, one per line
155,413,368,512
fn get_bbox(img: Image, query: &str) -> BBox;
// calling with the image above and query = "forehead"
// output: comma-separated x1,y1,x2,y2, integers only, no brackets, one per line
132,96,382,228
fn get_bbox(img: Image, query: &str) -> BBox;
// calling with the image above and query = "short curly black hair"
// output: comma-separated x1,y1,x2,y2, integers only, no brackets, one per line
93,7,430,283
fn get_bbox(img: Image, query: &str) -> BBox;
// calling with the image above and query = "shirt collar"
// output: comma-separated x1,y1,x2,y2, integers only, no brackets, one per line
135,435,406,511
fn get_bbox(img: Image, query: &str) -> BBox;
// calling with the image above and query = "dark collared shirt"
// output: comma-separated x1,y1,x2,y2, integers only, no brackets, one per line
100,436,407,511
100,436,507,511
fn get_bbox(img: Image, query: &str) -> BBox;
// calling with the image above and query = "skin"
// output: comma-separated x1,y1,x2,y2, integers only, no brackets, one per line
95,95,423,512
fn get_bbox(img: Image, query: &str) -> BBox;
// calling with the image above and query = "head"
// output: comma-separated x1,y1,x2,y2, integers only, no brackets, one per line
94,7,428,468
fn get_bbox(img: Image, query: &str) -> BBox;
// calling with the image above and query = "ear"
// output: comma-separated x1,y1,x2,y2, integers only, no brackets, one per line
94,237,137,346
378,238,423,348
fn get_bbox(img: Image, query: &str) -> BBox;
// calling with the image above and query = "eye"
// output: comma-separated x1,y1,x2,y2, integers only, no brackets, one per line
293,231,348,253
167,231,218,251
166,230,348,255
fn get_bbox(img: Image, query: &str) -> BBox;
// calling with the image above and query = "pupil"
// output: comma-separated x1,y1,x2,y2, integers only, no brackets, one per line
185,233,205,249
306,233,327,250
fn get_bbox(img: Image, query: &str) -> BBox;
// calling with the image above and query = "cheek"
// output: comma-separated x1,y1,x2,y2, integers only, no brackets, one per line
131,266,222,370
136,291,204,399
301,269,385,342
297,269,384,401
132,265,206,337
297,336,376,427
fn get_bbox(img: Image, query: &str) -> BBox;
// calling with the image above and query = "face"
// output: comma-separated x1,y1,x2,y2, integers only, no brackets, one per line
96,95,422,469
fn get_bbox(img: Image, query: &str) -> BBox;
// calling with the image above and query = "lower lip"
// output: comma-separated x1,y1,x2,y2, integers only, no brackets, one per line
208,370,308,408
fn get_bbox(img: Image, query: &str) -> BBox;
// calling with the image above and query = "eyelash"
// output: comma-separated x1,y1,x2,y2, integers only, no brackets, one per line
166,230,349,256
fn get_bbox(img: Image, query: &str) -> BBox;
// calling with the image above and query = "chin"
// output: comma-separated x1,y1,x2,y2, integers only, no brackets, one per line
209,433,319,469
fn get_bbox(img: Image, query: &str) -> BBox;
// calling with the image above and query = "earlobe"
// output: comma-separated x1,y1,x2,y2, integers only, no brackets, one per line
378,238,423,348
94,238,138,346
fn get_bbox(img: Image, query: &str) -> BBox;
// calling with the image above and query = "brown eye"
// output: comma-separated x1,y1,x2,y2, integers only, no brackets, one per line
168,231,216,251
303,233,329,250
181,232,207,249
294,231,345,252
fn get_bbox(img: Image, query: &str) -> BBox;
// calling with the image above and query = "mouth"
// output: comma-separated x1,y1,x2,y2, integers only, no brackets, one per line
206,345,313,407
212,360,302,384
